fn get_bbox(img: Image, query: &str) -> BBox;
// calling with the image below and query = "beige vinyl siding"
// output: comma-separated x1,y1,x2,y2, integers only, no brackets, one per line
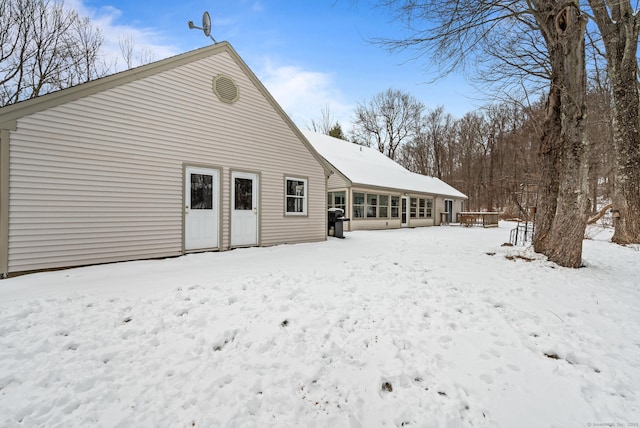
328,170,349,190
350,219,403,231
6,50,326,273
407,219,435,227
433,196,465,225
434,196,444,225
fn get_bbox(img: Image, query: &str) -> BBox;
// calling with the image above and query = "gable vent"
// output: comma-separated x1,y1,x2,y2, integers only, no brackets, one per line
212,74,239,104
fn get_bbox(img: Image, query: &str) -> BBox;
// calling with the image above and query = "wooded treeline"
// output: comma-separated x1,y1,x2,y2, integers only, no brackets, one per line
402,87,613,216
341,76,614,217
365,0,640,266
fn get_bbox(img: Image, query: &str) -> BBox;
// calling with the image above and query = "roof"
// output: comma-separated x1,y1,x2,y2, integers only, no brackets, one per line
0,42,332,175
302,130,467,199
1,43,231,128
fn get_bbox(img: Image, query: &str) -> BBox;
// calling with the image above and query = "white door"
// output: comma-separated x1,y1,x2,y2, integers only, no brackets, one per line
231,171,258,247
185,167,219,250
401,196,410,227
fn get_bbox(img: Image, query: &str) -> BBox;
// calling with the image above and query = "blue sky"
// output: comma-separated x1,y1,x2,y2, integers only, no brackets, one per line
72,0,484,130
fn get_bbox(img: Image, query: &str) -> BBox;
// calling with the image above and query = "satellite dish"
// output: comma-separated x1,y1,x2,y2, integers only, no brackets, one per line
202,12,211,37
187,11,216,43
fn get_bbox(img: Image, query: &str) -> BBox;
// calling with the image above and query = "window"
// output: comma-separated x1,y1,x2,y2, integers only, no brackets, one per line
353,193,365,218
335,192,346,210
367,194,377,218
391,196,399,218
328,191,346,211
191,174,213,209
353,192,392,219
416,198,434,218
410,198,417,218
426,198,433,218
419,198,426,218
234,178,253,210
285,177,307,215
379,195,389,218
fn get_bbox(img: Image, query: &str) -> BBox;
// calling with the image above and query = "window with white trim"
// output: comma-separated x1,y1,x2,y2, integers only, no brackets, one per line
285,177,307,215
353,193,365,218
366,194,378,218
391,196,400,218
379,195,389,218
414,197,434,218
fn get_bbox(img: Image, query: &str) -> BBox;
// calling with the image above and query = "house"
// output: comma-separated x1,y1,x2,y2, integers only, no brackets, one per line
0,42,331,277
302,130,467,231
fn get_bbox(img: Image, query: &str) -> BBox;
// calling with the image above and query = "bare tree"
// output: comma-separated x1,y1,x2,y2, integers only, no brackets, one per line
585,71,614,213
0,0,106,106
351,88,424,160
376,0,590,267
527,1,589,267
136,47,156,67
421,106,455,179
60,15,107,88
309,105,335,134
399,131,432,175
119,35,135,70
455,111,488,207
308,105,348,140
586,0,640,244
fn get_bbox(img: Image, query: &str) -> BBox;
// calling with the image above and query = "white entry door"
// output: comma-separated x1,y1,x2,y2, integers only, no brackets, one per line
231,171,258,247
185,167,219,250
401,196,410,227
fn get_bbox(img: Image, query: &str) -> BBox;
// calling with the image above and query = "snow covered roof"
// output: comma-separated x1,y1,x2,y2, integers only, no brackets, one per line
302,130,467,199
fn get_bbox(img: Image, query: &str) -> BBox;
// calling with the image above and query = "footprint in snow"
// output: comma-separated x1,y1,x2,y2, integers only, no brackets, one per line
479,374,493,385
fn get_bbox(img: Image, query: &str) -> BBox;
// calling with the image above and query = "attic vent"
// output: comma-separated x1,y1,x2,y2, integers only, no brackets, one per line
212,74,239,104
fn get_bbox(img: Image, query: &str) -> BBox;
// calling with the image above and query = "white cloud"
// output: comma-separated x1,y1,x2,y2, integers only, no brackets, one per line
256,59,354,132
66,0,180,71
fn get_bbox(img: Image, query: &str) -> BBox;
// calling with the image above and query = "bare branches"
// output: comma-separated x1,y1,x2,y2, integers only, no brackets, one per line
351,88,424,160
0,0,106,106
374,1,536,82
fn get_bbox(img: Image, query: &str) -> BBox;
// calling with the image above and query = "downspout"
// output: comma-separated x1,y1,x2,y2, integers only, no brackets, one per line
325,170,332,240
0,128,10,278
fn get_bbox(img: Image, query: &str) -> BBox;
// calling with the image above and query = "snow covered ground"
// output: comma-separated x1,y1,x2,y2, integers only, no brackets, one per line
0,222,638,427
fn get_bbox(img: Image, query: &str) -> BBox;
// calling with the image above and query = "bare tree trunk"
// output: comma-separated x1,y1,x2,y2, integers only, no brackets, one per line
532,1,589,268
534,81,562,255
374,0,590,266
609,82,640,243
587,0,640,244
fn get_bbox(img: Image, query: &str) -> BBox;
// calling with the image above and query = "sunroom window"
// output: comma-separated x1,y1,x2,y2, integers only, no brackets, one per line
327,191,346,211
426,199,433,218
353,193,365,218
379,195,389,218
366,194,378,218
391,196,399,218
